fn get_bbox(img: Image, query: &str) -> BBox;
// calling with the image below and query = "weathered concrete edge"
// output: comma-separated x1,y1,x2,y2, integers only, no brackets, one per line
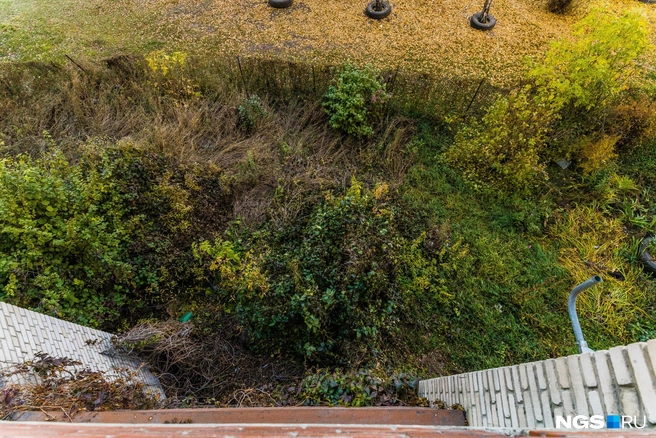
4,421,656,437
10,406,466,426
418,339,656,429
0,301,164,398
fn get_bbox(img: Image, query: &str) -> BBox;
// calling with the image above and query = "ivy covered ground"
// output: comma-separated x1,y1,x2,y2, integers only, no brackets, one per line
1,0,656,408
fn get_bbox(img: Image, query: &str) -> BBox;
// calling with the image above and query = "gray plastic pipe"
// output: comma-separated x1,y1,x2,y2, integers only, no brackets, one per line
568,275,602,354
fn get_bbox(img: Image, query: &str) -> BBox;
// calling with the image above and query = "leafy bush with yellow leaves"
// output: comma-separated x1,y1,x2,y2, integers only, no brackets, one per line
575,135,620,174
443,89,551,192
530,9,650,112
447,8,653,191
146,50,201,99
529,8,652,160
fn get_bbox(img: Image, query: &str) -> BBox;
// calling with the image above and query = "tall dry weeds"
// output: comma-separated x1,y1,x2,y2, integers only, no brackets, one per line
0,57,378,229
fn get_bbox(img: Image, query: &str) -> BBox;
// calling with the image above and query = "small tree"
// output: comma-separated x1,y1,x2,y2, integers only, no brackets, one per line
529,9,651,112
528,8,652,161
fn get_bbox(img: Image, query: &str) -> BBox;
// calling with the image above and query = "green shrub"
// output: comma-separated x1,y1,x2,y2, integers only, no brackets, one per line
0,140,228,329
528,8,652,159
443,89,551,192
0,149,134,327
323,64,389,138
238,95,266,132
294,369,426,407
199,179,445,361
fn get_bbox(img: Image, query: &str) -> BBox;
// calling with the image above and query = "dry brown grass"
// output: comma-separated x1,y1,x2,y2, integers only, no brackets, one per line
0,58,407,230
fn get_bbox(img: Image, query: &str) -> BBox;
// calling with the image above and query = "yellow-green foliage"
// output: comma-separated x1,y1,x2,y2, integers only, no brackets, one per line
192,238,269,300
0,140,228,329
0,150,133,326
443,89,551,192
447,8,653,191
146,50,200,99
529,8,651,112
598,173,639,206
529,8,652,160
555,205,647,340
575,135,620,174
146,50,188,76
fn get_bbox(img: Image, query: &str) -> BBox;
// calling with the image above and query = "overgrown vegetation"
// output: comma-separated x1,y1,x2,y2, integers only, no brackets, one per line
446,8,653,193
0,149,131,327
1,7,656,408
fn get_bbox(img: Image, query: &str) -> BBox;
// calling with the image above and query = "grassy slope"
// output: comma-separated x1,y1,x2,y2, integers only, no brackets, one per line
401,125,656,373
2,0,656,378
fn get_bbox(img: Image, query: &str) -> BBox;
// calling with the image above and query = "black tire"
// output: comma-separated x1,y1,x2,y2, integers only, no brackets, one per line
268,0,293,8
365,1,392,19
639,236,656,274
470,12,496,30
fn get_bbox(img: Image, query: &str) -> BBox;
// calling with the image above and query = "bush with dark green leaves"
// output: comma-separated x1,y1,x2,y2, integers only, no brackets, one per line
293,369,427,407
199,179,446,362
238,95,267,132
323,64,389,138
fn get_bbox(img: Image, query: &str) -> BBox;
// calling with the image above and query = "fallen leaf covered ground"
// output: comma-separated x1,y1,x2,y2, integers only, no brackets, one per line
95,0,656,85
2,0,656,85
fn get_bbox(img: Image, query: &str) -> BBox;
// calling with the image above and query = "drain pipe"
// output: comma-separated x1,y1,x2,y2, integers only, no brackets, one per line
568,275,602,354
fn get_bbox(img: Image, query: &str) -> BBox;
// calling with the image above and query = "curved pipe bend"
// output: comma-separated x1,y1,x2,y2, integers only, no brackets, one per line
568,276,602,354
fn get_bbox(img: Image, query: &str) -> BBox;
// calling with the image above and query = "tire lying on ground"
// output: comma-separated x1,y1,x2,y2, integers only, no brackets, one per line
269,0,293,8
639,236,656,274
470,12,496,30
365,1,392,19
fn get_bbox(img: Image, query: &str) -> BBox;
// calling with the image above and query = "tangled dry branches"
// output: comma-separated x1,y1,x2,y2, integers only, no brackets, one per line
0,353,159,420
112,320,301,404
